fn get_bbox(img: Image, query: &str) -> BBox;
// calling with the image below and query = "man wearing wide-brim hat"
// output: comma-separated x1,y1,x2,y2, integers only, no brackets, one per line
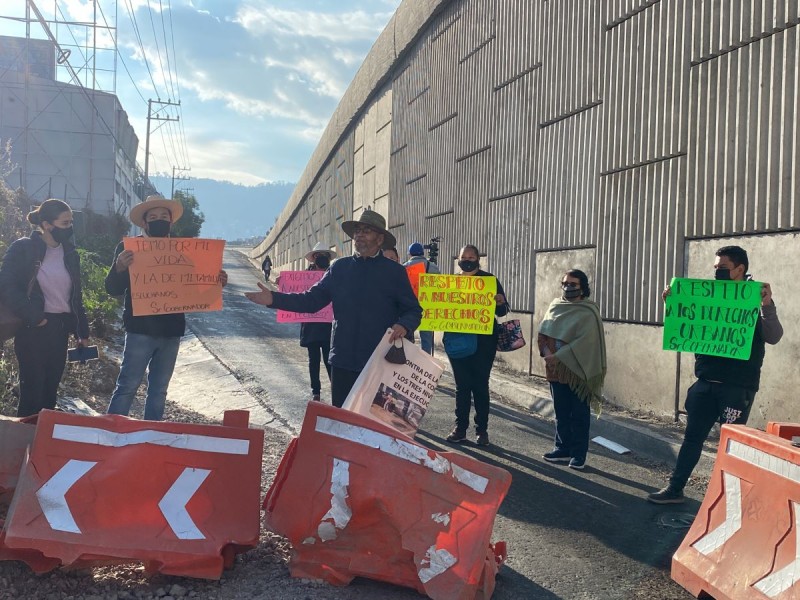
105,195,228,421
246,209,421,407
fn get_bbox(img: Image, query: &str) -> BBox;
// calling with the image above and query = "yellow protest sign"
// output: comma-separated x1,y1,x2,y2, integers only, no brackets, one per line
123,237,225,316
418,275,497,334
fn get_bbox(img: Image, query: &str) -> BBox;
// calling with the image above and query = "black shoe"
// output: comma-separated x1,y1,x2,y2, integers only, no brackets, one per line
568,457,586,470
543,449,571,463
446,428,467,443
476,432,490,446
647,486,685,504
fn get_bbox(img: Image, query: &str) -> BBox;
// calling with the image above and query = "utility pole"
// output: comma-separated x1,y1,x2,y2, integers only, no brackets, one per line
144,98,180,181
171,166,191,199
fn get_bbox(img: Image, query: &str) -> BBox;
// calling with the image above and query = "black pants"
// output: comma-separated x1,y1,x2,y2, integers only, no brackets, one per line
331,366,361,408
307,342,331,395
670,379,755,491
448,332,498,434
14,313,71,417
550,382,591,461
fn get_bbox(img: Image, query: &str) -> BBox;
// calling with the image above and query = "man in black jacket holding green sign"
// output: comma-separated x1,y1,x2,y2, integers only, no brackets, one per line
648,246,783,504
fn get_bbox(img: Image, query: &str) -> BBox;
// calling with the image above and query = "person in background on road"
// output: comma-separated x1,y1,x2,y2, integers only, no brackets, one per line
403,241,440,355
0,199,90,417
300,242,336,402
262,255,272,281
105,195,228,421
539,269,606,471
445,244,508,447
383,247,400,262
648,246,783,504
245,210,422,408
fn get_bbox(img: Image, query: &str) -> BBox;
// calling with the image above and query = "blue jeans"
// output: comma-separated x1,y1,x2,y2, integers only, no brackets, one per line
107,333,181,421
419,330,434,355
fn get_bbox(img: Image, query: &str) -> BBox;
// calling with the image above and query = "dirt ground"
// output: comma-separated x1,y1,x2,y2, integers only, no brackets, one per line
0,330,420,600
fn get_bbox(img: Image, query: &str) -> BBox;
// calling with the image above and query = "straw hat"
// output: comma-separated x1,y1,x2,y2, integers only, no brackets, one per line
305,242,338,262
341,209,396,250
129,195,184,228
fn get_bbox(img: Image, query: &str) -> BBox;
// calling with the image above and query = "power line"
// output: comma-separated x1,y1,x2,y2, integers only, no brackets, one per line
122,0,158,95
157,0,177,100
95,0,146,105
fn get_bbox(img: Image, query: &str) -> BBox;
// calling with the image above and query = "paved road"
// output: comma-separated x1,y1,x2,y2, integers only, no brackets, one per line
187,249,697,600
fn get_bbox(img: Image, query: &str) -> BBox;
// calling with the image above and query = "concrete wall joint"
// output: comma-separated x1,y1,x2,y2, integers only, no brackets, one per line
539,100,602,129
429,112,459,131
488,187,537,204
605,0,663,31
690,17,800,68
599,152,687,177
459,34,496,64
455,145,491,163
426,209,455,220
494,63,542,92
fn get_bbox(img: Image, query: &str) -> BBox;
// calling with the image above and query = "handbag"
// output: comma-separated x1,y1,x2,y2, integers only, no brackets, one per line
0,262,41,342
443,331,478,359
497,318,526,352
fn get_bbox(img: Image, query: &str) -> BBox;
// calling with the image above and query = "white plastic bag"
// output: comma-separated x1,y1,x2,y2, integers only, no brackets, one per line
342,329,446,437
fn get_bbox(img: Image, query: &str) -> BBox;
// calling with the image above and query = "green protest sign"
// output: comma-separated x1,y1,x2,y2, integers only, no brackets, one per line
662,277,762,360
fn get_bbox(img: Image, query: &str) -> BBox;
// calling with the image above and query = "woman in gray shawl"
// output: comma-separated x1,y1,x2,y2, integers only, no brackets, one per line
537,269,606,470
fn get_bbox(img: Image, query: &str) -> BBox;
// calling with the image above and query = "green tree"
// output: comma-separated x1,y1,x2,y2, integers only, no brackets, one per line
75,208,130,265
170,190,204,238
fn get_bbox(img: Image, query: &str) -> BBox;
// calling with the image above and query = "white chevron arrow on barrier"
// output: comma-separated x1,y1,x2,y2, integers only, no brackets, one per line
158,467,211,540
36,459,98,533
753,502,800,598
692,472,742,556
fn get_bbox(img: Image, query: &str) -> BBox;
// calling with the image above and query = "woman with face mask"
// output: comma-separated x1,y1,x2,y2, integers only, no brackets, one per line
0,199,90,417
298,242,337,402
445,244,509,447
538,269,607,470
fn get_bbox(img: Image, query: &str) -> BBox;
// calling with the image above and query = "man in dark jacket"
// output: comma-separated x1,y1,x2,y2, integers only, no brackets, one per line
648,245,783,504
105,195,227,420
245,210,422,407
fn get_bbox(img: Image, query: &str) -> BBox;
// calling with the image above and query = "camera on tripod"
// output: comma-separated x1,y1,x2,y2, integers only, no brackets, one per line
423,236,441,264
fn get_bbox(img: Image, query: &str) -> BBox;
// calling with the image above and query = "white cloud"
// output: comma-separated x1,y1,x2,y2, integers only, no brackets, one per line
3,0,400,184
234,5,394,43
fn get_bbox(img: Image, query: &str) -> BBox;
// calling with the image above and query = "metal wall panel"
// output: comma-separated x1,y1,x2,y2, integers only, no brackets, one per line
539,0,602,125
598,158,685,323
268,0,799,325
686,21,799,237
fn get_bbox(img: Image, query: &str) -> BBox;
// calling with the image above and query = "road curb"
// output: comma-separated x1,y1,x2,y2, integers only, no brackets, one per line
486,370,717,477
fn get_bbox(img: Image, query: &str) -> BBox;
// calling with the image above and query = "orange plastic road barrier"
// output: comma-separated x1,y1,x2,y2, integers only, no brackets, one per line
1,409,263,579
672,424,800,599
0,416,35,505
264,402,512,600
766,421,800,442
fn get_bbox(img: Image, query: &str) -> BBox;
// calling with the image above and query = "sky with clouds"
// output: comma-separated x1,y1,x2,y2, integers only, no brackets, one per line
0,0,401,185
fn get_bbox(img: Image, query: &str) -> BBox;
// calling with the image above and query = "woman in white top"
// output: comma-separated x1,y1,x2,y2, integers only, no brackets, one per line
0,199,89,416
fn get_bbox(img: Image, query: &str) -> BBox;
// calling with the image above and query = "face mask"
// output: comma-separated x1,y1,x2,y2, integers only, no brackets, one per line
562,287,582,300
714,268,731,280
458,259,479,272
50,226,73,244
314,255,331,269
146,219,171,238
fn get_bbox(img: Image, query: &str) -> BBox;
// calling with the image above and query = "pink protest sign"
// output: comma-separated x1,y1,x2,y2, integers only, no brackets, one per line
276,270,333,323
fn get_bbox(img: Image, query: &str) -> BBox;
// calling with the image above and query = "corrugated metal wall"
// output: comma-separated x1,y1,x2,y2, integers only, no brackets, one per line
268,0,799,324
